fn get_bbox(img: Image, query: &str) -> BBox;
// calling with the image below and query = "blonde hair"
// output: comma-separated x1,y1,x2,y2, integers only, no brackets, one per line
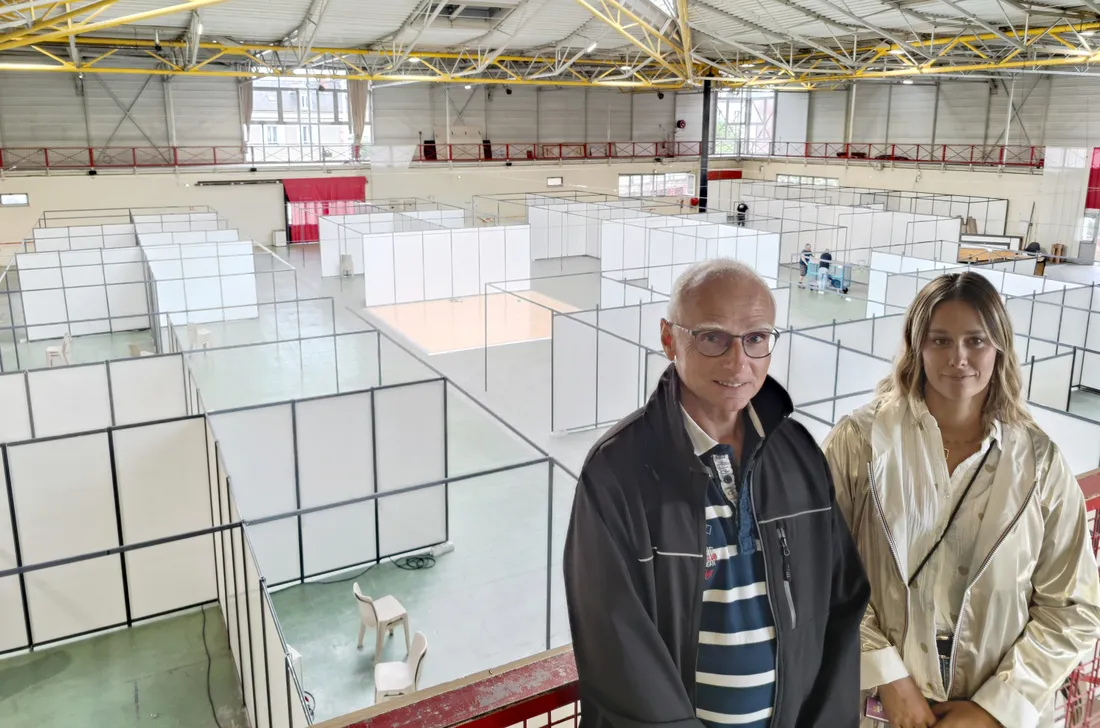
876,271,1032,428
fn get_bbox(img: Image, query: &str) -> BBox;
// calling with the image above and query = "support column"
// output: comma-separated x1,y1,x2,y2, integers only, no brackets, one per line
698,78,712,212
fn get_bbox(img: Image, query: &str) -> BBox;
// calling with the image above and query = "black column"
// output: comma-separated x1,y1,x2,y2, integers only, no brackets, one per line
698,78,712,212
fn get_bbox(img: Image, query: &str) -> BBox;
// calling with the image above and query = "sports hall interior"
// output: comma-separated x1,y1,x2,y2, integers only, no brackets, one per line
3,1,1100,727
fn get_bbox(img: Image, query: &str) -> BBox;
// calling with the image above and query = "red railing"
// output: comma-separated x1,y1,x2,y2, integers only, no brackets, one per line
0,141,1046,172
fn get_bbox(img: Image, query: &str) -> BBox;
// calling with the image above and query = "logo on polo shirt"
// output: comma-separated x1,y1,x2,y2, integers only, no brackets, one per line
704,546,718,582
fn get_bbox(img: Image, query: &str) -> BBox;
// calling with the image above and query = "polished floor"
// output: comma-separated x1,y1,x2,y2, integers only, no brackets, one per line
368,290,579,355
0,607,247,728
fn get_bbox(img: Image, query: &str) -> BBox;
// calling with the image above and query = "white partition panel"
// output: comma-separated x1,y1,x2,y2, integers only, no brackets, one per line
478,228,506,292
26,364,112,437
0,373,32,443
1030,406,1100,476
833,319,874,354
788,334,839,405
422,229,455,301
505,226,532,289
836,349,890,397
596,310,642,424
108,355,187,426
9,433,127,642
393,232,426,304
263,589,292,728
1027,354,1073,411
374,381,447,557
793,412,832,444
552,314,598,431
114,418,216,618
211,405,300,585
601,220,624,275
646,353,670,397
0,457,26,652
295,392,377,575
451,229,481,298
363,232,397,306
770,332,791,388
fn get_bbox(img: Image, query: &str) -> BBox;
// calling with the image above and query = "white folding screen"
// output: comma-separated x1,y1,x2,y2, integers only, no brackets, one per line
113,417,216,619
1030,406,1100,476
373,381,447,557
552,313,598,431
0,451,25,652
144,242,260,325
0,373,32,443
26,364,112,438
31,224,138,253
8,433,127,643
294,392,377,575
363,225,532,307
108,355,188,425
211,404,301,586
1026,353,1073,411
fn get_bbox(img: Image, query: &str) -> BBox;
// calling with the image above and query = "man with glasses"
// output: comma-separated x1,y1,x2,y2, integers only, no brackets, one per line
564,259,869,728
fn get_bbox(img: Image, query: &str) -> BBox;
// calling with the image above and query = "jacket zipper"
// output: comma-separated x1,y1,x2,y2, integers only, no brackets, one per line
945,479,1038,696
777,525,797,629
747,446,783,724
867,462,910,644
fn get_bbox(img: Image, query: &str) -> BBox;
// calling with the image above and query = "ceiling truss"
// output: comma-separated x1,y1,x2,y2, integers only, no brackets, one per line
0,0,1096,88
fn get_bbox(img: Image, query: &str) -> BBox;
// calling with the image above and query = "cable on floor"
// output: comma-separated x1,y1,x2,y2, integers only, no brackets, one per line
202,605,227,728
391,554,436,571
309,562,376,585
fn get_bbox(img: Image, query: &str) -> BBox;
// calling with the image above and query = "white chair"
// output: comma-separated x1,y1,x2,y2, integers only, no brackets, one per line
45,332,72,367
186,323,211,350
353,583,411,662
374,632,427,704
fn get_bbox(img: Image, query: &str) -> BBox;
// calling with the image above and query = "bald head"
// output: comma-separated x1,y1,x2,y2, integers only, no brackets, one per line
667,259,775,324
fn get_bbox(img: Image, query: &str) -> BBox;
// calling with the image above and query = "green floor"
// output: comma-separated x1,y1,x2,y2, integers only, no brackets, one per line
270,462,574,724
0,607,247,728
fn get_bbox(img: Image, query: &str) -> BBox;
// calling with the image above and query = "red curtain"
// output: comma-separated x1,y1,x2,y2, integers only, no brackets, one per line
1087,148,1100,211
284,176,367,243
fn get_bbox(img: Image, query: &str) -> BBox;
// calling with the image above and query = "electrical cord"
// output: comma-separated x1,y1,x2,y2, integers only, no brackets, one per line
202,605,227,728
391,554,436,570
309,562,376,585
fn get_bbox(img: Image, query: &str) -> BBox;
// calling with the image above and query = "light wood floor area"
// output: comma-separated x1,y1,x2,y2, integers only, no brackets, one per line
368,291,579,354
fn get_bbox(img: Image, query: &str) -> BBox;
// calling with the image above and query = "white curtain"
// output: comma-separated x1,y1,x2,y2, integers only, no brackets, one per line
238,80,254,147
348,79,369,159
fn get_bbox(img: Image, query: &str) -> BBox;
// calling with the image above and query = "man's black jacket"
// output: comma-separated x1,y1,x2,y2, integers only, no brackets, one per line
563,364,870,728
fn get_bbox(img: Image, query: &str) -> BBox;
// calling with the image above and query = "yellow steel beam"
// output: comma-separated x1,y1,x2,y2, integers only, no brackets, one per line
572,0,686,79
0,0,119,46
0,0,231,52
0,61,687,87
676,0,692,81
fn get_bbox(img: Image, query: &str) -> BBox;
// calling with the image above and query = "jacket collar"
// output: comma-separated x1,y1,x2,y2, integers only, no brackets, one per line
644,362,793,472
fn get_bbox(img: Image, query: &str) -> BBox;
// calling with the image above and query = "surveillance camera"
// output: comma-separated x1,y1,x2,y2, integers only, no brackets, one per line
505,87,512,95
657,91,665,100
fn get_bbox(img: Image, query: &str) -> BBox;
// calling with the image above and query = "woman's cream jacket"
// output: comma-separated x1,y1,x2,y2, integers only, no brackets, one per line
823,398,1100,728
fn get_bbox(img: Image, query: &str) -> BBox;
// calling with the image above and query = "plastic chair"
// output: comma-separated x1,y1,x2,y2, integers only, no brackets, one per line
353,583,410,663
186,323,211,350
45,332,72,367
374,632,427,704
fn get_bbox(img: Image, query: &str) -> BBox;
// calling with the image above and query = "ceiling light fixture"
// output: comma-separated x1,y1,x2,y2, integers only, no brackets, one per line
408,57,422,63
620,65,632,71
888,48,905,55
740,62,756,68
902,78,914,84
464,84,472,89
586,42,598,52
1082,31,1096,37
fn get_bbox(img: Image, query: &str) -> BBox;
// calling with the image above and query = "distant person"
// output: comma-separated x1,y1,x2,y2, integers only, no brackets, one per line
824,272,1100,728
565,258,869,728
799,244,813,288
817,250,833,292
736,201,748,227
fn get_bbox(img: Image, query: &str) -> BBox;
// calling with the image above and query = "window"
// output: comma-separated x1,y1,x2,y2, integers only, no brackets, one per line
0,193,29,206
714,89,776,157
248,74,370,163
546,176,564,187
618,172,696,197
776,174,839,187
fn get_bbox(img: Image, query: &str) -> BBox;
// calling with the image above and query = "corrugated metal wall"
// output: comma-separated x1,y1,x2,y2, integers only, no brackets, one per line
774,92,808,144
586,89,632,142
486,87,537,143
537,88,586,142
170,78,242,147
370,86,432,144
934,82,989,144
631,91,675,141
807,90,847,142
888,84,935,144
851,84,889,142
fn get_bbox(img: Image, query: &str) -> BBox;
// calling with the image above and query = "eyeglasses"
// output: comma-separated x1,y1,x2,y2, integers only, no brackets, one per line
670,323,780,359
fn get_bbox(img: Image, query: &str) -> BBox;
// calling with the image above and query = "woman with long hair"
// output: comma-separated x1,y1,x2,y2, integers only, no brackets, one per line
824,271,1100,728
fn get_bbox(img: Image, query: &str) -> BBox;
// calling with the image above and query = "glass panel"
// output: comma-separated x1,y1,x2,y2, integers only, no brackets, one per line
253,89,280,121
280,90,299,123
336,91,349,123
320,91,335,121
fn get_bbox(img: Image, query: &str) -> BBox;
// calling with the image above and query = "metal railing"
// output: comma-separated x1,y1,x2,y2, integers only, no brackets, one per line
0,141,1046,171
